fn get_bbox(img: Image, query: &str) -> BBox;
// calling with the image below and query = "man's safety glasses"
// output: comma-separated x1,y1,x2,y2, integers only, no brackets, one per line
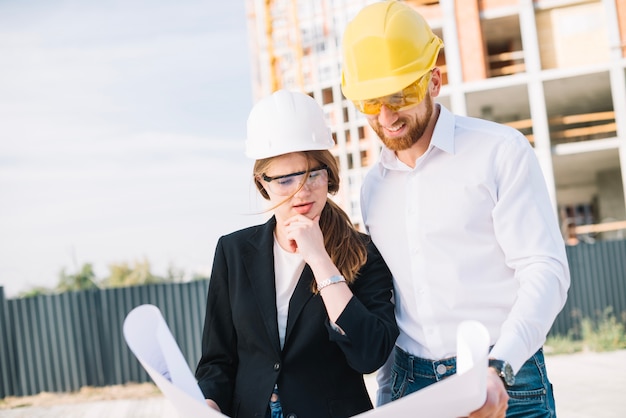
352,72,432,115
261,166,329,196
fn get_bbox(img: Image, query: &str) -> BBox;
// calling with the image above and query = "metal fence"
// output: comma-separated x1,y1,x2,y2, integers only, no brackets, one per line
552,239,626,336
1,239,625,398
0,280,209,398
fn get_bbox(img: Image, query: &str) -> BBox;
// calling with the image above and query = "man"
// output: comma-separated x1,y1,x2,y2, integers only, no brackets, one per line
340,1,571,417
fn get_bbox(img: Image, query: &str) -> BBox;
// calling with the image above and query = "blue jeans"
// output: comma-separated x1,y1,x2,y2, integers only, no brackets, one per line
266,385,284,418
390,346,556,417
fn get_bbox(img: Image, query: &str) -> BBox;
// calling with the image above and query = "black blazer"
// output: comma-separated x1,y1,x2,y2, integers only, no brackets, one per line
195,216,398,418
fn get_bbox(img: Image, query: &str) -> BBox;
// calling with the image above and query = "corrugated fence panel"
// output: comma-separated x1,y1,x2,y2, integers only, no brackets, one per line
550,240,626,336
1,237,624,398
605,241,626,317
58,291,91,391
11,296,40,396
0,280,209,397
99,285,155,386
0,286,15,398
6,292,93,396
76,289,106,387
159,281,210,373
95,281,209,387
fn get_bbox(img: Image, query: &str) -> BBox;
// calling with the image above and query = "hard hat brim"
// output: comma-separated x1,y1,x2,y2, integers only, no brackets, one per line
341,69,432,102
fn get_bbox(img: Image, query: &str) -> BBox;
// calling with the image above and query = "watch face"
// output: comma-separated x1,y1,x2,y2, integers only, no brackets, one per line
489,359,515,386
502,362,515,386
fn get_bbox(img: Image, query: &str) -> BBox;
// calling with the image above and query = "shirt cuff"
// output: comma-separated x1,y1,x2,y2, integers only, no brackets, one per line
489,334,531,374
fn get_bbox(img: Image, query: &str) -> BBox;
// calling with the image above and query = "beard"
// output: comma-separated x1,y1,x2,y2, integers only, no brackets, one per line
370,95,434,152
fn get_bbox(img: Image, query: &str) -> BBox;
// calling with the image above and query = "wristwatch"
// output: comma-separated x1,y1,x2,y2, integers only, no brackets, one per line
488,359,515,387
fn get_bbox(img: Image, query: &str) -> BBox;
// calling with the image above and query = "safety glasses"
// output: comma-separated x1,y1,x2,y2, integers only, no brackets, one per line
261,165,329,196
352,72,432,115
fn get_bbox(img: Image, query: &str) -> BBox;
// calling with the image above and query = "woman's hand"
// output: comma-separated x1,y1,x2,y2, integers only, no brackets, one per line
205,399,221,412
283,215,328,264
284,214,351,322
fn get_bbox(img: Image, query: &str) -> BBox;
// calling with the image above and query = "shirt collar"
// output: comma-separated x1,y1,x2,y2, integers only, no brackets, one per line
377,104,456,173
432,104,455,155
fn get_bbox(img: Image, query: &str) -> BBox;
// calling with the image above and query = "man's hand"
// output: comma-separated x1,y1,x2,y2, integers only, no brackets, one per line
468,368,509,418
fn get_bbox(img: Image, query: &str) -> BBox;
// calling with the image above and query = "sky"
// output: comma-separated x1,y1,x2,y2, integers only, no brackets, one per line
0,0,268,297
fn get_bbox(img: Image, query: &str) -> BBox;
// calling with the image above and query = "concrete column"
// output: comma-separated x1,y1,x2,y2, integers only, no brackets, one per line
440,0,467,115
454,0,487,81
603,0,626,216
519,0,558,212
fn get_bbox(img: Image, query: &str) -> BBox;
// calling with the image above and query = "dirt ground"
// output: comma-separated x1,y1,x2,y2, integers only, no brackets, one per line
0,382,162,410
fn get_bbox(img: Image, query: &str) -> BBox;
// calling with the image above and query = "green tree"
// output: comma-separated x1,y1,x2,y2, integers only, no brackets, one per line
18,286,52,298
103,258,164,288
165,263,185,282
57,262,99,292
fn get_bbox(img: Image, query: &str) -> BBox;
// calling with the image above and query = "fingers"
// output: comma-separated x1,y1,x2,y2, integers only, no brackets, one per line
283,215,326,260
284,214,318,226
284,215,321,242
468,372,509,418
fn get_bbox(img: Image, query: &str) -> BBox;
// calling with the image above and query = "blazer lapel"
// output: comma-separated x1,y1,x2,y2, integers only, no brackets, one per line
243,217,281,353
284,265,315,343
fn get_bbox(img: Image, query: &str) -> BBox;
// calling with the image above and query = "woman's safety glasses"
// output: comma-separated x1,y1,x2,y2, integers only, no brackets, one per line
352,72,432,115
261,166,329,196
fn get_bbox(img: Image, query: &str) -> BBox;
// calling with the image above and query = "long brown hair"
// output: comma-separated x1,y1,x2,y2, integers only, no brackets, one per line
253,150,368,291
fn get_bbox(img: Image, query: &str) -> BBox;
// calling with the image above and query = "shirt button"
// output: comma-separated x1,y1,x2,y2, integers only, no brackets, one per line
273,362,280,371
436,364,447,375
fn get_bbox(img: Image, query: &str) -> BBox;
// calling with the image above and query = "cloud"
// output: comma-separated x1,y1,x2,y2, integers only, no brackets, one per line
0,132,267,297
0,1,262,297
0,0,253,139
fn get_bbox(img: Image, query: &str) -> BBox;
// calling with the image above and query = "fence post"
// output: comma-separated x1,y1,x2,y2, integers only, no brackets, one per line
0,287,15,398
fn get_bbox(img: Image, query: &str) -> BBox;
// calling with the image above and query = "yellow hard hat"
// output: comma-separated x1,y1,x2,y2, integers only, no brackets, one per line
341,0,444,101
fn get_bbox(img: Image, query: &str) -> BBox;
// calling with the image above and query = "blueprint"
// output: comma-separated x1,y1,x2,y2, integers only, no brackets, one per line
123,304,489,418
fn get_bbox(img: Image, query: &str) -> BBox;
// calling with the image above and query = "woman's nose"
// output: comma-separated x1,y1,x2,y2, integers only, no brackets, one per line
295,180,312,195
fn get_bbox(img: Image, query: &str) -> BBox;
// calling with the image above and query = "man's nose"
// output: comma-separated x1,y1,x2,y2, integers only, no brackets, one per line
378,104,399,126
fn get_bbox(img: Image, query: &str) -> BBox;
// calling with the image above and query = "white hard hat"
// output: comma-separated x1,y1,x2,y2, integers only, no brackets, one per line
245,89,335,159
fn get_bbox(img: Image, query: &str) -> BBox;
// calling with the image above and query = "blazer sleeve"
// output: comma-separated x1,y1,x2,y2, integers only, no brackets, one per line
195,236,237,412
330,237,399,374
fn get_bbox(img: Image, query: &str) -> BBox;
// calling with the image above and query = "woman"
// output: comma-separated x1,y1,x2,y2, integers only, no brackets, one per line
195,90,398,418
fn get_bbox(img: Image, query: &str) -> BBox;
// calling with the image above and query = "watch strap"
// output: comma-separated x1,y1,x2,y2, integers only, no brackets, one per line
488,359,515,386
317,275,346,291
